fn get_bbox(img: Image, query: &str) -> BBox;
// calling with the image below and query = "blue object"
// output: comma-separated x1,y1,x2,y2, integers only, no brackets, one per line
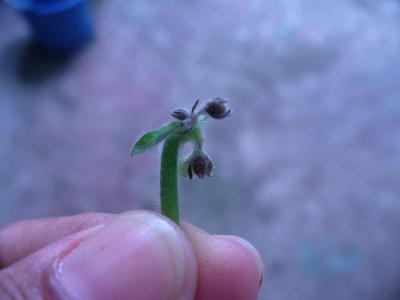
4,0,94,55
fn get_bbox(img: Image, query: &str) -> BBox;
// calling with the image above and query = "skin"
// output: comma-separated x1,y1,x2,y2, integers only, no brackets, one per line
0,211,263,300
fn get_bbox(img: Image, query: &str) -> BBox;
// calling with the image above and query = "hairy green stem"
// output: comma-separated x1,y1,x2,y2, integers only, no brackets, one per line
160,125,203,224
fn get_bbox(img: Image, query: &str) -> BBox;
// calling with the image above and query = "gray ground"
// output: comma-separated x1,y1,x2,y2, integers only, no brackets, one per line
1,1,400,299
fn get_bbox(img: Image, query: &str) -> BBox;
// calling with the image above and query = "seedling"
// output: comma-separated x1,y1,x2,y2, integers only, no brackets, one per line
130,98,231,224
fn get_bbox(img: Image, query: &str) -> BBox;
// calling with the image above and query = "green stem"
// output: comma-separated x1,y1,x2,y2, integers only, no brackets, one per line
160,125,203,224
160,135,181,224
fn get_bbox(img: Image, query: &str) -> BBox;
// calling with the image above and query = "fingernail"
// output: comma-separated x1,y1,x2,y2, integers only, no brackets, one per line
53,212,192,300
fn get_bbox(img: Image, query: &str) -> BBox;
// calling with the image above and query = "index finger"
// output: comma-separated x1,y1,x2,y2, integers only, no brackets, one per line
0,212,115,268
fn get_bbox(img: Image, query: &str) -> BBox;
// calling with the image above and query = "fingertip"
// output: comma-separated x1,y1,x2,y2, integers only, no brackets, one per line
183,224,263,300
54,211,197,300
218,235,264,289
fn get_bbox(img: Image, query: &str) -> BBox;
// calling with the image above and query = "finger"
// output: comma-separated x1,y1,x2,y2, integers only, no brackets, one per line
0,211,197,300
182,223,264,300
0,213,116,268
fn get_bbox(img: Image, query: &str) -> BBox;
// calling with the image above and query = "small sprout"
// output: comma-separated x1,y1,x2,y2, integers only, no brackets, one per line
131,98,230,224
188,151,213,179
204,97,231,119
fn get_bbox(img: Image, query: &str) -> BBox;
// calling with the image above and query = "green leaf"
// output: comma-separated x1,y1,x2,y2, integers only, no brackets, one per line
130,122,180,155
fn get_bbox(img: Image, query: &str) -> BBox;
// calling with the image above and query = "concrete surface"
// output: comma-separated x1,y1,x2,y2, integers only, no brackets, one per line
1,0,400,299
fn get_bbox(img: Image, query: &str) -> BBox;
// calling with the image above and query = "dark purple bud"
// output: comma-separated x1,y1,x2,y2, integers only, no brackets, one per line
205,98,231,119
172,108,190,120
190,152,213,179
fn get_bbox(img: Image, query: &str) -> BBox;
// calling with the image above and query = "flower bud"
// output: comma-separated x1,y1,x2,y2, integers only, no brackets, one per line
205,98,231,119
187,152,213,179
172,108,190,120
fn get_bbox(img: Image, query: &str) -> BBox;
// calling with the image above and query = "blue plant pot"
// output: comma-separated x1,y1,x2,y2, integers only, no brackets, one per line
5,0,94,55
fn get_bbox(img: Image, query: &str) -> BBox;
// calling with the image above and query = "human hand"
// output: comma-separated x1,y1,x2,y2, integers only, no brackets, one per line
0,211,263,300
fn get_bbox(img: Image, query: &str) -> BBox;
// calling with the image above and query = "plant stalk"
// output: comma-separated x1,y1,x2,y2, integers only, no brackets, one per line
160,135,181,224
160,125,203,224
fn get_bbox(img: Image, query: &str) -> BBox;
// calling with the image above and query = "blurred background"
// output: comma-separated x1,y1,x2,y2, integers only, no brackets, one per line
1,0,400,299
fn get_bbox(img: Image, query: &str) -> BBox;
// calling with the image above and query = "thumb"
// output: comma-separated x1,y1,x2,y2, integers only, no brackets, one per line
0,212,197,300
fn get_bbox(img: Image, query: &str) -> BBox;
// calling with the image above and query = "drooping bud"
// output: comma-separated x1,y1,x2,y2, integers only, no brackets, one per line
204,98,231,119
188,152,213,179
172,108,190,120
